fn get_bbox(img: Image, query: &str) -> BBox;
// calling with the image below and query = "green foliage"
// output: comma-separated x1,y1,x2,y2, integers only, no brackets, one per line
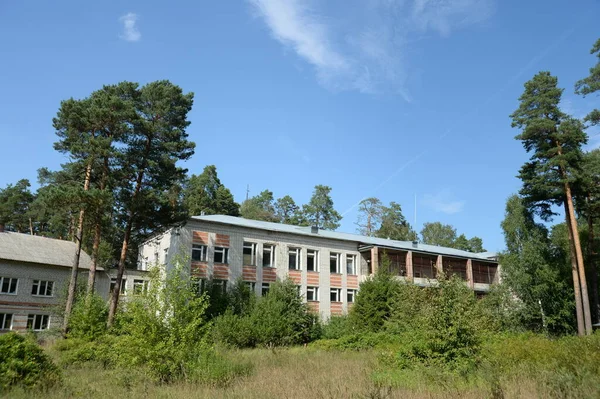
0,179,35,233
321,315,354,339
0,333,61,391
240,189,278,222
183,165,239,217
274,195,305,225
420,222,485,252
213,280,320,348
500,195,575,334
67,293,108,339
302,185,342,230
575,38,600,126
348,269,401,332
376,201,418,241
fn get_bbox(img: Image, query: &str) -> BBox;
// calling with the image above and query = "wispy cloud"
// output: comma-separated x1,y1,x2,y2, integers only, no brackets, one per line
248,0,494,98
119,12,141,42
423,191,465,214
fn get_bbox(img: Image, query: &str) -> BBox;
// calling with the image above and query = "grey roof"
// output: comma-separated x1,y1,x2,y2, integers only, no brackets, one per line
0,232,95,269
190,215,498,262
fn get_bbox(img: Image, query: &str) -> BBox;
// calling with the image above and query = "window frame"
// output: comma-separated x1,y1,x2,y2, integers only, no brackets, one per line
0,313,12,330
27,314,50,331
330,252,341,274
347,289,357,303
330,288,342,302
31,280,54,297
213,279,227,294
133,279,149,295
262,244,276,268
261,283,270,296
346,254,357,275
244,281,256,292
192,244,208,262
243,242,257,266
306,249,319,272
288,247,301,270
306,286,319,302
110,278,127,295
214,246,229,264
0,277,18,295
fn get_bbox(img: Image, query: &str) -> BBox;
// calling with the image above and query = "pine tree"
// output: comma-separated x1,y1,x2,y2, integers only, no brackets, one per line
302,185,341,230
511,71,591,335
107,80,195,327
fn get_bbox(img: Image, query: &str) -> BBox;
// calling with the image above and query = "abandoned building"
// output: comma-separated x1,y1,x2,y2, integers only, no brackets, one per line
139,215,499,319
0,229,149,333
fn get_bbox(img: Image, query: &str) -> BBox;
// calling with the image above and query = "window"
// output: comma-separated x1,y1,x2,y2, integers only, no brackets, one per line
307,249,319,272
244,281,256,292
0,313,12,330
31,280,54,297
347,289,357,303
192,244,207,262
192,278,206,294
346,254,357,275
110,278,127,295
262,244,276,267
330,253,340,274
306,286,319,301
27,314,49,331
288,247,301,270
214,247,229,264
0,277,18,295
243,242,257,266
261,283,270,296
133,279,149,295
330,288,342,302
213,280,227,294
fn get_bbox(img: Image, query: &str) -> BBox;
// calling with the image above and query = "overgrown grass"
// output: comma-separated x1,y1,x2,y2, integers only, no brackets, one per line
6,333,600,399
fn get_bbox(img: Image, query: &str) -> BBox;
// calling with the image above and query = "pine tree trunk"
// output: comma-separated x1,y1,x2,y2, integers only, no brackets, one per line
29,218,33,235
87,158,109,296
565,182,593,334
107,148,148,327
63,161,93,334
587,203,599,323
87,222,101,295
565,204,586,336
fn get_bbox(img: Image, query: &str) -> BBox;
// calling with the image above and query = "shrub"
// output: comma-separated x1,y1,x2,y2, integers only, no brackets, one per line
67,293,108,340
0,332,61,391
213,279,320,348
321,315,354,339
348,269,401,332
251,280,320,347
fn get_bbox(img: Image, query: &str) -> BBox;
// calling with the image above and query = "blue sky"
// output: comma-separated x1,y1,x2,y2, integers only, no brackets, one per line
1,1,599,251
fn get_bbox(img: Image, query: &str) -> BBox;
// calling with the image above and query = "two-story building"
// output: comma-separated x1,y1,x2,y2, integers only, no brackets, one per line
139,215,499,319
0,229,149,333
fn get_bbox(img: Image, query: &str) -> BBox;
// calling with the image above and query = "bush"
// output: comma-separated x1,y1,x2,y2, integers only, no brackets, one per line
67,293,108,340
321,315,354,339
0,332,61,391
348,269,401,332
213,279,321,348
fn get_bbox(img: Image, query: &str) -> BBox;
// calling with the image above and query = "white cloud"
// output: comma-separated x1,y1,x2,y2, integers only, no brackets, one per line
119,13,141,42
423,191,465,214
248,0,494,98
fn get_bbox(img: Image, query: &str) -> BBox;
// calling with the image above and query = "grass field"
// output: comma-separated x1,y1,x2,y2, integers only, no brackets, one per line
6,343,597,399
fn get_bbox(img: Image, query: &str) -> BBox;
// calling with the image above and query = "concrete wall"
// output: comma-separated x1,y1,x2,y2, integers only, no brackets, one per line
0,260,111,332
140,221,366,320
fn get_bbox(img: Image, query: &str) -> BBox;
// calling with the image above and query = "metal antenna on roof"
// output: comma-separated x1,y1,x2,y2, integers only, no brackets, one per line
246,185,250,201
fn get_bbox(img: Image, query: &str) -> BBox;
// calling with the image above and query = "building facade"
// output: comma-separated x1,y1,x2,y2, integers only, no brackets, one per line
139,215,500,319
0,230,149,333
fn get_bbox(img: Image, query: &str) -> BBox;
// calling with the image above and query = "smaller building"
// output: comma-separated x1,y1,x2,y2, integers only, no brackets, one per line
0,230,149,333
